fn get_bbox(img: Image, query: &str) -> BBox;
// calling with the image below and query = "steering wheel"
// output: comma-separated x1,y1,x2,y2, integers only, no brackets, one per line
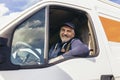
12,41,41,65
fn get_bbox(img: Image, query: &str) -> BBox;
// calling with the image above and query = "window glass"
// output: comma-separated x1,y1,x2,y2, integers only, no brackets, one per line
11,8,45,66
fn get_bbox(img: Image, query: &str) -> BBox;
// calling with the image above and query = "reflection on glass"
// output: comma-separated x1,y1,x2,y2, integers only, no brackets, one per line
11,8,45,66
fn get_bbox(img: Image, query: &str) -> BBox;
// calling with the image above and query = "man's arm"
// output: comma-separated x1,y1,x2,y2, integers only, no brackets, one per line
62,39,89,58
49,55,64,63
49,39,89,63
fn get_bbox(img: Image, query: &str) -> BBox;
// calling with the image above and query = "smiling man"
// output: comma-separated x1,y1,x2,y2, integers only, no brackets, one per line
60,24,75,43
49,22,89,63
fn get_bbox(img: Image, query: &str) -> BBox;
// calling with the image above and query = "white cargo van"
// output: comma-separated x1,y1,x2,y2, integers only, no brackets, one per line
0,0,120,80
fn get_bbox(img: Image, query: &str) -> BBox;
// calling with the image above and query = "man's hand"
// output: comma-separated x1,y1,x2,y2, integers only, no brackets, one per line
49,55,64,63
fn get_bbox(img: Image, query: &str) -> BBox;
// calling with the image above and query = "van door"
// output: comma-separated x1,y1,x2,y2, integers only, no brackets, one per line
0,6,72,80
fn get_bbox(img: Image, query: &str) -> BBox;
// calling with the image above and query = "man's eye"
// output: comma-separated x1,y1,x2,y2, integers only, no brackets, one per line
67,30,71,32
61,29,65,32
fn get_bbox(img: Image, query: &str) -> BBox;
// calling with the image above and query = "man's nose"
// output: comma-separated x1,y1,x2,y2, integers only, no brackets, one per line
64,31,67,35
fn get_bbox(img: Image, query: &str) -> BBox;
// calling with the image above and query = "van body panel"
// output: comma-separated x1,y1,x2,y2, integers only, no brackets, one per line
0,57,112,80
108,42,120,77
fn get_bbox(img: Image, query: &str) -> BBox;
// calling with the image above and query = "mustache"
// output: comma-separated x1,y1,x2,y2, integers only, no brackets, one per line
62,34,69,37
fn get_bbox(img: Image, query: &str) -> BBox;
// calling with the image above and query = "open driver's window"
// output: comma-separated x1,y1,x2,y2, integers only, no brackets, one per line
49,5,98,58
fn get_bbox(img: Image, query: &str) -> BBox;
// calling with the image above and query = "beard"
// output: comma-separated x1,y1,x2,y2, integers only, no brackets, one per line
60,35,71,43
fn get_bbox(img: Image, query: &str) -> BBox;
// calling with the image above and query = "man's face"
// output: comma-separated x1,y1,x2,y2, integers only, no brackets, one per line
60,26,75,43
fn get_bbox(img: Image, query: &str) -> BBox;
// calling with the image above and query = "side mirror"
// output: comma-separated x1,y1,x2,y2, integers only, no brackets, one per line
0,54,5,63
0,37,8,47
0,37,8,63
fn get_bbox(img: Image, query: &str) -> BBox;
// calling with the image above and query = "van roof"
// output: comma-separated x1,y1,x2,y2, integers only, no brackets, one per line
41,0,120,9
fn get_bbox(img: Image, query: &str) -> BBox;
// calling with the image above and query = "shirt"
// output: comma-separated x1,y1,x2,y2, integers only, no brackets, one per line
49,38,89,59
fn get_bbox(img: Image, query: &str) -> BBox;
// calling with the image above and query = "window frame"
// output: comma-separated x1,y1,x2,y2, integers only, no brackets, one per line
48,5,99,64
